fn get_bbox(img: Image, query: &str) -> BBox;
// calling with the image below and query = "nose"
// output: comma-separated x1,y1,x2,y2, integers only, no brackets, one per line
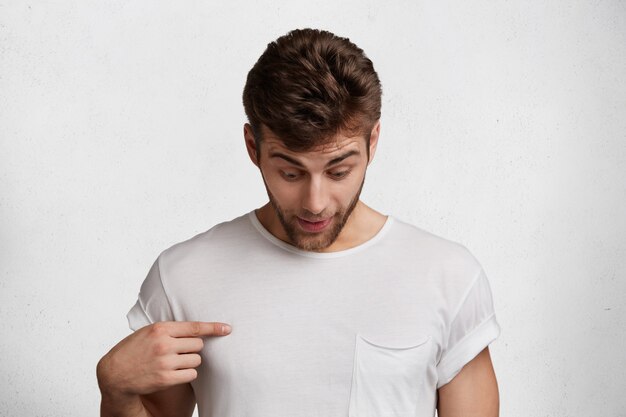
301,175,329,216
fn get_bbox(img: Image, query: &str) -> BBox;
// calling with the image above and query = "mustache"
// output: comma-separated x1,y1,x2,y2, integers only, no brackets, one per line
295,212,336,222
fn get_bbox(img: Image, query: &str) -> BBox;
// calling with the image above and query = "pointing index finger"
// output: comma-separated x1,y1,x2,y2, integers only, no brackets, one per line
165,321,232,338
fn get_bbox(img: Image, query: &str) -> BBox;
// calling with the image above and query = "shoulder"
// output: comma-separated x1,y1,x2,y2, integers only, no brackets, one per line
386,216,495,324
383,216,486,300
156,211,257,269
386,216,482,273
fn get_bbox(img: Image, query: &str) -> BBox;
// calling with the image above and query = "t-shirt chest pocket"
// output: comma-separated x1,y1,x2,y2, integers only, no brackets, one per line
348,333,432,417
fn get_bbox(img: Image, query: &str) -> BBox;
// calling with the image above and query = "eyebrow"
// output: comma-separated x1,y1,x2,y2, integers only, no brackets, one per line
269,149,361,168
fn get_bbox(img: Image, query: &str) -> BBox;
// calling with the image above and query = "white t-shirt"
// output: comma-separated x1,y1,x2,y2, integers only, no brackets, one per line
127,210,501,417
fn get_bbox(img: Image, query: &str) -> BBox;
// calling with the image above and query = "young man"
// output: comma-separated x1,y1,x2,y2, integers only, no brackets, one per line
97,28,501,417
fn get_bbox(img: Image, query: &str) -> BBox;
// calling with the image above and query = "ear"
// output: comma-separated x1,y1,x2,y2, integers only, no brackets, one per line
244,123,260,168
367,120,381,165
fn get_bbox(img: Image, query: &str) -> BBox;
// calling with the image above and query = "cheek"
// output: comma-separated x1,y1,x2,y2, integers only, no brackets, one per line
339,183,360,202
264,173,299,203
331,174,365,203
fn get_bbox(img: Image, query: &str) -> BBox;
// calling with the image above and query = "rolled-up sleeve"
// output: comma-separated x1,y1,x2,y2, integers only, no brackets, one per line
126,255,174,331
436,268,501,388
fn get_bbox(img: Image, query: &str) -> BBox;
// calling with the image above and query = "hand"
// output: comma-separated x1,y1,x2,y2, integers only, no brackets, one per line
97,321,232,397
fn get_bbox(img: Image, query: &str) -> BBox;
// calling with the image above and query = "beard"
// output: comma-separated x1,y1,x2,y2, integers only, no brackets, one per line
263,175,365,252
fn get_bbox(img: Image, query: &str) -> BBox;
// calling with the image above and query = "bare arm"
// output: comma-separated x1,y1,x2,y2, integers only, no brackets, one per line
140,383,196,417
436,346,499,417
98,382,195,417
97,321,231,417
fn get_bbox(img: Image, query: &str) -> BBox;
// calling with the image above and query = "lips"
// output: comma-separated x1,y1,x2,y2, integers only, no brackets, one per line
297,217,332,232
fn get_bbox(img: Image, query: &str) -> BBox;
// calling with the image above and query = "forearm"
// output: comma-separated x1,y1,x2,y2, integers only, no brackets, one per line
97,357,153,417
96,321,221,417
100,391,153,417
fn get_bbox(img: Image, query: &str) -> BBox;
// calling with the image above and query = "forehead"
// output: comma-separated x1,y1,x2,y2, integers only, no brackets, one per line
260,126,365,157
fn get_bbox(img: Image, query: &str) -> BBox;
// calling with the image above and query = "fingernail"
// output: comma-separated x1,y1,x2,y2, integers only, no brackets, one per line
223,324,231,334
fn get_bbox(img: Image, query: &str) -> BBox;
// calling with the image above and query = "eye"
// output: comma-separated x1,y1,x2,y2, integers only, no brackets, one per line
329,170,351,180
280,170,301,181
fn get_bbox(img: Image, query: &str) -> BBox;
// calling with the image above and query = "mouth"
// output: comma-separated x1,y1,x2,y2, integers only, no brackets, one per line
296,216,332,233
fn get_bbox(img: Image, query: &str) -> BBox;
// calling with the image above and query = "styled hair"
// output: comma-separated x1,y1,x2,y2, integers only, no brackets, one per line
242,28,382,155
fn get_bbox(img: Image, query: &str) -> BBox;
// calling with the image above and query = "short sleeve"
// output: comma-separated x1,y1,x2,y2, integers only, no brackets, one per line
126,255,175,331
436,268,501,388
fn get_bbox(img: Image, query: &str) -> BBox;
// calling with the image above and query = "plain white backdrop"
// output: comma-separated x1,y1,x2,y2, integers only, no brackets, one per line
1,1,625,416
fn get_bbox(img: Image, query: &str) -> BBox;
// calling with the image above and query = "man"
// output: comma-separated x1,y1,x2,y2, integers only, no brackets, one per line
97,28,501,417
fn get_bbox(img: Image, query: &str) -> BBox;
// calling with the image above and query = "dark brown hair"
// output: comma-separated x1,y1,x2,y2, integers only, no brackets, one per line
242,28,382,156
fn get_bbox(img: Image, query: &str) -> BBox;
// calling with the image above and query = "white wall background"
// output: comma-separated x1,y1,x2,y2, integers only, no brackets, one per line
1,1,625,416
